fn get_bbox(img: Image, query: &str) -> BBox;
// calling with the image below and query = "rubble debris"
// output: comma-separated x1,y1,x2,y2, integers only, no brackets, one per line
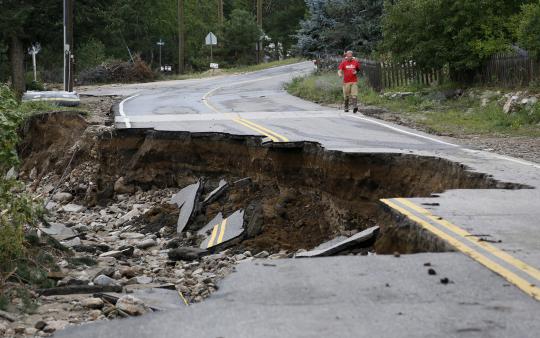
94,274,120,287
77,57,155,85
102,288,186,312
37,285,123,296
0,310,16,322
42,320,70,333
53,192,74,203
254,251,270,259
295,226,379,258
62,203,86,213
203,179,228,205
115,295,151,316
171,180,203,233
81,297,105,309
168,247,208,261
40,222,76,241
199,210,245,250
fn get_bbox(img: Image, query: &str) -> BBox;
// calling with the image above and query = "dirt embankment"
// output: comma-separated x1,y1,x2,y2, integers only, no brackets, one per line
19,112,523,254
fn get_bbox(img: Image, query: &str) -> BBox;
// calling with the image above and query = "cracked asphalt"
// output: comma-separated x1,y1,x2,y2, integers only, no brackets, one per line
70,62,540,337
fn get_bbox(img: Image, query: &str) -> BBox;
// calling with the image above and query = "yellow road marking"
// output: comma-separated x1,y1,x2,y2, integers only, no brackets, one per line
381,199,540,301
202,81,289,143
233,118,280,142
217,219,228,244
235,118,289,142
207,223,220,248
396,198,540,282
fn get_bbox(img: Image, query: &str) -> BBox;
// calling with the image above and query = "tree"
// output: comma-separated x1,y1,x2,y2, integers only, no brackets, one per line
0,1,61,96
222,9,262,64
382,0,533,76
263,0,307,58
516,1,540,58
295,0,383,58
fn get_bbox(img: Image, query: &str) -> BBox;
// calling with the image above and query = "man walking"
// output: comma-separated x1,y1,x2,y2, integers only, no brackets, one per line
338,51,361,113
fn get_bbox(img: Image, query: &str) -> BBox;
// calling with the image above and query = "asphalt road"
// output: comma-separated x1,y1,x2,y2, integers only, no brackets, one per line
72,62,540,337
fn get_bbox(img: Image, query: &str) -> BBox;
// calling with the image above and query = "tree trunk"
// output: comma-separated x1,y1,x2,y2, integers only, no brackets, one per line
8,35,25,98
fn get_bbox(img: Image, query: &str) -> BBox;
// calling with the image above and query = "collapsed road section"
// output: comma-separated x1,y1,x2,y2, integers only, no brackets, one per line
20,112,528,255
9,111,527,333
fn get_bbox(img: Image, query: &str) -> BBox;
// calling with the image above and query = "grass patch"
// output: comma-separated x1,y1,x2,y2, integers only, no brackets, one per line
286,71,540,137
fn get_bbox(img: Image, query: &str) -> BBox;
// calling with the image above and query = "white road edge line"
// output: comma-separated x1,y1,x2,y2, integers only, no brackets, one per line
348,114,540,169
348,114,460,147
119,94,140,128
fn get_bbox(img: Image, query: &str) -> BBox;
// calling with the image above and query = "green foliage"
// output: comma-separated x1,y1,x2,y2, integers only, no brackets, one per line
381,0,528,72
222,9,262,65
296,0,383,57
0,85,48,310
286,73,343,104
516,1,540,58
262,0,307,58
77,39,107,72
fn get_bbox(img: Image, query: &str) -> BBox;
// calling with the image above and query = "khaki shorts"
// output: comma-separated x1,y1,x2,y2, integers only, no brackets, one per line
343,82,358,99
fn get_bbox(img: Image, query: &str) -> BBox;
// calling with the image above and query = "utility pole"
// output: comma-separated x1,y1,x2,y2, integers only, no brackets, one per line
157,39,165,70
63,0,74,92
218,0,224,25
178,0,185,74
256,0,263,64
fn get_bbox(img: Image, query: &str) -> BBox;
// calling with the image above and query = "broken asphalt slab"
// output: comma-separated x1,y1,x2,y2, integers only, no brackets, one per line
203,179,228,205
40,222,77,241
295,226,379,258
199,210,245,250
170,180,203,233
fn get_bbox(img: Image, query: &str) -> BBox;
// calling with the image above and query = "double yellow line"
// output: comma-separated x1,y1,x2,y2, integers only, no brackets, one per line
207,219,228,249
203,79,289,143
381,198,540,301
233,118,289,142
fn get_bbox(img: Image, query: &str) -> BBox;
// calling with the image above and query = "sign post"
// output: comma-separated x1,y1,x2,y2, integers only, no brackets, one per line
157,39,165,69
205,32,218,69
28,43,41,82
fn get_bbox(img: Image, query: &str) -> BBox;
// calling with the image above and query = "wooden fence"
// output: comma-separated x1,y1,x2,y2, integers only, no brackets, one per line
317,57,441,92
479,53,540,87
361,59,441,92
318,52,540,91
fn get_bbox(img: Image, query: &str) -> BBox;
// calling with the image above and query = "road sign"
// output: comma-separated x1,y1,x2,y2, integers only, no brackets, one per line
210,63,219,69
205,32,217,46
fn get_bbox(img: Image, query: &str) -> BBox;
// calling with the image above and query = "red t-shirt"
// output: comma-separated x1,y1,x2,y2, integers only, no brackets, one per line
339,59,361,83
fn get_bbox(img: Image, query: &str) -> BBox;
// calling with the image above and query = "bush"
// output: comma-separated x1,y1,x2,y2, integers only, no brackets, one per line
0,85,47,310
77,38,107,73
517,1,540,58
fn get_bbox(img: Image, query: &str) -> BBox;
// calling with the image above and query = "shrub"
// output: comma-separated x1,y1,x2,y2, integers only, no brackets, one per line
0,85,46,311
516,1,540,58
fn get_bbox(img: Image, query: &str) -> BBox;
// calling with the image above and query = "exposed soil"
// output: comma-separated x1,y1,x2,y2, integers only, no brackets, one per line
19,112,525,255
